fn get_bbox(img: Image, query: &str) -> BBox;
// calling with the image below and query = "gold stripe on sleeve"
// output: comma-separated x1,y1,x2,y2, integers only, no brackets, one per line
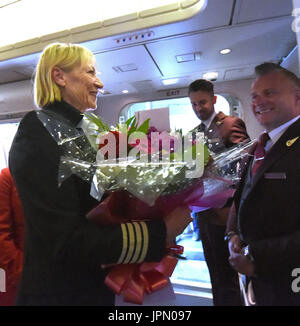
130,222,142,263
137,222,149,263
123,223,135,264
117,223,128,264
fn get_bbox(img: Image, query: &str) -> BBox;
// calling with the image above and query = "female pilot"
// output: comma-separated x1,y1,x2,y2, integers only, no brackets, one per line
9,42,191,306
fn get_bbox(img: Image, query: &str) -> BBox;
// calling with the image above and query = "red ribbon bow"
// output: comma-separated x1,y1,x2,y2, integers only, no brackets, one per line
105,245,184,305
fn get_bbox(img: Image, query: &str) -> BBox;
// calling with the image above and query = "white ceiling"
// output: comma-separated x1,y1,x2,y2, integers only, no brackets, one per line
233,0,293,24
0,0,296,98
146,17,293,76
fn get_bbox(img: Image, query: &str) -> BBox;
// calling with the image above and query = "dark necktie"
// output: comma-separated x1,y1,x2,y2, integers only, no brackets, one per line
251,132,270,176
198,122,206,133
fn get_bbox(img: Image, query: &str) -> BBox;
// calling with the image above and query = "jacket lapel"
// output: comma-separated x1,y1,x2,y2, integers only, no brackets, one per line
233,142,256,203
246,118,300,196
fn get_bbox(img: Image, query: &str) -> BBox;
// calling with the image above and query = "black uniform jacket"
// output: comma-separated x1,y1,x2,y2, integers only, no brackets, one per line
9,101,166,305
194,111,249,224
227,117,300,305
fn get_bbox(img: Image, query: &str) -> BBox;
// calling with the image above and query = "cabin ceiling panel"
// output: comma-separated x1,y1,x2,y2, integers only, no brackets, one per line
233,0,293,24
0,0,235,88
146,17,296,81
0,54,38,84
224,66,256,81
94,45,162,88
0,0,295,95
0,80,34,114
81,0,234,54
0,69,29,84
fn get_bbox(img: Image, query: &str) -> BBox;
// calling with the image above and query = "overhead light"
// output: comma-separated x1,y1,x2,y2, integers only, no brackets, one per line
220,48,232,55
175,52,201,63
162,78,179,86
122,90,129,94
203,72,218,81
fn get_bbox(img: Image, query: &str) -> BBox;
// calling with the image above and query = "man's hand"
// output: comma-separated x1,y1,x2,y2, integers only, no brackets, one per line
228,251,256,277
228,234,242,255
228,236,256,277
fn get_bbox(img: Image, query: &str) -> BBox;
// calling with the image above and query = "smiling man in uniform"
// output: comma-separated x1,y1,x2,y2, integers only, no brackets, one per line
227,62,300,306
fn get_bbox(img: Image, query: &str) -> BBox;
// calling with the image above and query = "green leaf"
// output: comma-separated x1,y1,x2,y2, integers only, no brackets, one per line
136,118,150,134
126,116,136,129
84,113,110,132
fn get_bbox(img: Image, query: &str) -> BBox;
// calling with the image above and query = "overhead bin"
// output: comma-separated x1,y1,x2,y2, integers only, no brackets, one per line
0,0,207,62
0,80,34,119
146,17,295,81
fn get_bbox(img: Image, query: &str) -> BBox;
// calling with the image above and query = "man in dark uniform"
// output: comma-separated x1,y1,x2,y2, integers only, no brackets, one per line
188,79,249,306
227,63,300,306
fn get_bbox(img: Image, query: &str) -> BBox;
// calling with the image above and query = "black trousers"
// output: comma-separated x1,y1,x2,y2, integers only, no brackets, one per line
197,215,242,306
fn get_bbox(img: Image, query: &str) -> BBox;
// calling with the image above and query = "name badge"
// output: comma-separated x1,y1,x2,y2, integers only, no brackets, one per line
264,172,287,180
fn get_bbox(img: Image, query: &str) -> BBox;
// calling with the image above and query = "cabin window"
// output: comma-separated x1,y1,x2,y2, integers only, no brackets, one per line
120,95,231,133
0,122,19,170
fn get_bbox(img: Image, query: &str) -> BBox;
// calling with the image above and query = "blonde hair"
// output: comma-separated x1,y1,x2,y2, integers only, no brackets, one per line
34,42,95,108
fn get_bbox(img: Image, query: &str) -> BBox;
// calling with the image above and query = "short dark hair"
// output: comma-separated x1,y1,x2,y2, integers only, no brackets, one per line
188,79,214,96
255,62,300,88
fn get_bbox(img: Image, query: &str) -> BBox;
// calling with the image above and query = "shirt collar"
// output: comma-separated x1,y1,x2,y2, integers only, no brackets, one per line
201,111,216,129
267,115,300,147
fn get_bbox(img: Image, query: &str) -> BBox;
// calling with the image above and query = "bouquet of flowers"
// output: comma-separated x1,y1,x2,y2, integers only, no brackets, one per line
37,109,255,304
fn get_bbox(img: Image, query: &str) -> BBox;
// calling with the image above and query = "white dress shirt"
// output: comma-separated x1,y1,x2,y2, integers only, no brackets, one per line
265,115,300,152
201,111,217,131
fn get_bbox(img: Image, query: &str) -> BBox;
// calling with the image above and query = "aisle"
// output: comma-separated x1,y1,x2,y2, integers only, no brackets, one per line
170,232,213,305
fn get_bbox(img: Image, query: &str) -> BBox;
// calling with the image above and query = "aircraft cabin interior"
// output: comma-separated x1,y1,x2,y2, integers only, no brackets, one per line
0,0,299,306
